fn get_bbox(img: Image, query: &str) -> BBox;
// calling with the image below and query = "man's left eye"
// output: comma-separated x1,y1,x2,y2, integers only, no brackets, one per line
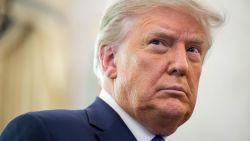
149,39,162,45
186,47,200,54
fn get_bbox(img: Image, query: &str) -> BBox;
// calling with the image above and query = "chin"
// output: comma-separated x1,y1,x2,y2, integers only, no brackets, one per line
146,116,181,136
149,110,189,136
158,98,191,117
137,99,192,136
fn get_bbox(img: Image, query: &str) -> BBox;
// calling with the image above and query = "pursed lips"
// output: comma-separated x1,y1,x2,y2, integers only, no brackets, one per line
158,85,187,96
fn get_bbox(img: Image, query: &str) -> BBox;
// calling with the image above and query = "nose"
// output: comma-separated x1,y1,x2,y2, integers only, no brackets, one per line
167,44,189,77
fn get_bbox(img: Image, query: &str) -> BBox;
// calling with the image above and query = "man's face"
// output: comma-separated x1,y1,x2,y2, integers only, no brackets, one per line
110,7,208,136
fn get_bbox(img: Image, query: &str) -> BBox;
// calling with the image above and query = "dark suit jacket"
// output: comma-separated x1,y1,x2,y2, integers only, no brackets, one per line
0,97,137,141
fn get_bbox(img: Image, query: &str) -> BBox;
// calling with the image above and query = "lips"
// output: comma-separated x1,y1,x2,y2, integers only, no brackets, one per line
158,85,187,96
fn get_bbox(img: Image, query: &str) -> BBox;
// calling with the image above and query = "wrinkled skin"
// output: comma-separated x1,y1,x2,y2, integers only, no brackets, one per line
102,7,209,136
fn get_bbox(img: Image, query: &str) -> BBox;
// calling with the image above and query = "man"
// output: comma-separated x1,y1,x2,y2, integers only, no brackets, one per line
0,0,223,140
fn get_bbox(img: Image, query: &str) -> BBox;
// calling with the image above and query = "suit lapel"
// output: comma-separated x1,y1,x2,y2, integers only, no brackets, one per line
86,97,137,141
96,121,137,141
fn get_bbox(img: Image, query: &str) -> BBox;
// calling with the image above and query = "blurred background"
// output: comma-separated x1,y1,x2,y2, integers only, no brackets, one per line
0,0,249,141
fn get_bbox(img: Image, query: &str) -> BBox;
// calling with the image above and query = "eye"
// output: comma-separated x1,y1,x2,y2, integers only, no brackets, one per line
186,46,200,54
149,39,163,45
147,38,169,53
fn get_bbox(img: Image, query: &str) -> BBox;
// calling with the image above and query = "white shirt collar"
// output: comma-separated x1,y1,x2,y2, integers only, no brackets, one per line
99,89,168,141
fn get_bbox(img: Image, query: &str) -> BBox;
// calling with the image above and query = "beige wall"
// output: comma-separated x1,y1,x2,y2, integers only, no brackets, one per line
0,0,71,131
0,0,5,28
0,0,5,14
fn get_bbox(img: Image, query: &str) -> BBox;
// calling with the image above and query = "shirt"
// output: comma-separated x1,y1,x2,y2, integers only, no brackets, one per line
99,89,168,141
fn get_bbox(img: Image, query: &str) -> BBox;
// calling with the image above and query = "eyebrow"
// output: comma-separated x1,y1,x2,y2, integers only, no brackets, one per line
147,32,177,41
144,29,206,45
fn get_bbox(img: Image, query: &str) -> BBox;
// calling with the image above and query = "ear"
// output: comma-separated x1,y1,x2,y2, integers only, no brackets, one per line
100,45,117,79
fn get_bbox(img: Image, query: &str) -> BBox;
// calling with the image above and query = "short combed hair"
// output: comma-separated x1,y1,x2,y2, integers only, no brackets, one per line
93,0,224,81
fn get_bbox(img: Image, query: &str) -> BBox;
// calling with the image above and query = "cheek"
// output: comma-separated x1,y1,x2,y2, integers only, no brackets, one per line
117,53,160,98
194,66,202,88
120,51,160,84
188,65,202,101
129,55,168,104
136,53,167,81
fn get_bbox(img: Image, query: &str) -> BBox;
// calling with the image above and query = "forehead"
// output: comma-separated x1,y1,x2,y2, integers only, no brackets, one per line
129,7,208,44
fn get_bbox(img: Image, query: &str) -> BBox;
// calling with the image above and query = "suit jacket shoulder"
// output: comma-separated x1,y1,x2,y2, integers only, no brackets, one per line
0,97,136,141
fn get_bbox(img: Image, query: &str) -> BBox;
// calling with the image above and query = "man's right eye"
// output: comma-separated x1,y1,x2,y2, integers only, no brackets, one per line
147,38,170,53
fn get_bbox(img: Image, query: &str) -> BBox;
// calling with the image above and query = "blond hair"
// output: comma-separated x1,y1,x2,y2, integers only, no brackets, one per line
94,0,224,80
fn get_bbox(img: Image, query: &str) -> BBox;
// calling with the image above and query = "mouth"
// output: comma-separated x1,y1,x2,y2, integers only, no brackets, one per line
158,85,187,96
